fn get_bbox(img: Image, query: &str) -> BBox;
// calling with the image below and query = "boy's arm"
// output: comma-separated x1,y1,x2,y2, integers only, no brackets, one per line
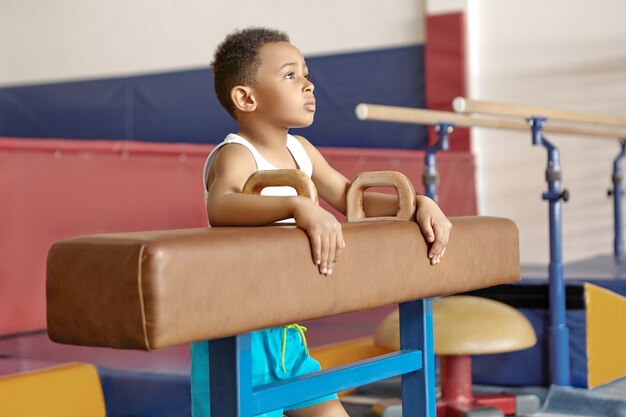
207,144,300,226
361,194,451,265
293,136,351,213
207,144,344,275
295,135,403,216
295,136,451,265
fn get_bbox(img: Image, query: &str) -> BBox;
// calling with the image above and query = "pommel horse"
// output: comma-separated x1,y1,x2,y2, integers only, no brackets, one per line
46,170,520,417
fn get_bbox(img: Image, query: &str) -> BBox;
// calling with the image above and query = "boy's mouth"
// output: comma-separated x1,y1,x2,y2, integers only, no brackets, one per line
304,99,316,112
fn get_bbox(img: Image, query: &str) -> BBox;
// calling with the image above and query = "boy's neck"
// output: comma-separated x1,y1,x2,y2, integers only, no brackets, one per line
237,119,289,150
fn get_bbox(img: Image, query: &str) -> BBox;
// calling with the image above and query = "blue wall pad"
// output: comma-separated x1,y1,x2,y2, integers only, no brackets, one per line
98,367,191,417
0,46,426,150
464,279,626,388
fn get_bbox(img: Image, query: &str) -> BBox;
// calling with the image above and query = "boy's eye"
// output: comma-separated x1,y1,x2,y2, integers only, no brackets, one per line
284,72,295,79
304,73,311,80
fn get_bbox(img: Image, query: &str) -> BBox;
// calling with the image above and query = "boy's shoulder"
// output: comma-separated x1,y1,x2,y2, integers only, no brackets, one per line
291,134,323,160
291,134,316,153
210,141,256,173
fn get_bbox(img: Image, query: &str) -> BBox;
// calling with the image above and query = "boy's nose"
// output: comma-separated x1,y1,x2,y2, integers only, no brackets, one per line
304,79,314,93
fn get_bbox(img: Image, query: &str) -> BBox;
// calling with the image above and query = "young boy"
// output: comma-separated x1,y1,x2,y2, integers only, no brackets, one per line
191,27,452,417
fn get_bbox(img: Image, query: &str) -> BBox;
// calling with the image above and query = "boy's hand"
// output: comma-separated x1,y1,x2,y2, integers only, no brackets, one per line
293,198,345,276
415,195,452,265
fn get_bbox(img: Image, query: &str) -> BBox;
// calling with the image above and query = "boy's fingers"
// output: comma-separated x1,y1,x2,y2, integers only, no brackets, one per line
428,220,451,264
327,237,336,275
428,228,446,256
423,217,436,243
333,233,345,264
428,240,444,261
310,234,321,267
324,234,343,276
320,234,330,275
418,216,436,250
432,220,451,247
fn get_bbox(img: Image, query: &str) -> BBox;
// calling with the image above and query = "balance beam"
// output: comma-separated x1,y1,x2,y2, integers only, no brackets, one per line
46,170,519,416
453,97,626,129
355,103,626,140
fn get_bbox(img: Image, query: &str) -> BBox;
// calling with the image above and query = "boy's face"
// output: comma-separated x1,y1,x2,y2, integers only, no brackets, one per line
251,42,315,128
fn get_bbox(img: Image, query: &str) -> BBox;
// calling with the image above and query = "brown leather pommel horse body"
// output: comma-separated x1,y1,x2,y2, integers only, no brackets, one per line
46,170,520,416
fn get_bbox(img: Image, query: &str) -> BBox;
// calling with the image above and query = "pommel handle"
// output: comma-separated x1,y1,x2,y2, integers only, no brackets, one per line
242,169,318,203
346,171,416,222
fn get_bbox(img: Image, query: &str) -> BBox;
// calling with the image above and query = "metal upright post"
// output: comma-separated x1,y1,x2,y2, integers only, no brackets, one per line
528,117,571,386
405,121,452,417
608,139,626,263
397,121,452,417
423,123,452,201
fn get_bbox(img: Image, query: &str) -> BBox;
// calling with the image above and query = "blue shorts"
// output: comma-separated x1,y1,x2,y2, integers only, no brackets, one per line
190,326,337,417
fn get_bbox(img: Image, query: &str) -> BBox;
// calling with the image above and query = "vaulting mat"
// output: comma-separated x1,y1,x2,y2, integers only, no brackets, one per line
0,362,105,417
466,274,626,389
338,376,626,417
526,375,626,417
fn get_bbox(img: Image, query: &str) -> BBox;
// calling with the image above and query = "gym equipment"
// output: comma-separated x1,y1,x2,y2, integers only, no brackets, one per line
375,297,536,416
356,101,626,388
47,170,520,417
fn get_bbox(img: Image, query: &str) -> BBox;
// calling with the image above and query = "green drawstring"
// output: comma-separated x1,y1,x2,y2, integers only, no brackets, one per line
281,324,309,373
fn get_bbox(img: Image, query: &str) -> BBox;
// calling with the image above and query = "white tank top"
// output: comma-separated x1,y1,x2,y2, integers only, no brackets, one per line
202,133,314,225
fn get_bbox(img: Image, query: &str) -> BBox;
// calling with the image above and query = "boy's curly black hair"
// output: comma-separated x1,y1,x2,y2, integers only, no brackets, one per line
211,27,289,119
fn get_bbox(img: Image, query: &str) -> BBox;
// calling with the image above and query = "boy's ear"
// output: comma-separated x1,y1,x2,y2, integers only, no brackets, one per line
230,86,257,113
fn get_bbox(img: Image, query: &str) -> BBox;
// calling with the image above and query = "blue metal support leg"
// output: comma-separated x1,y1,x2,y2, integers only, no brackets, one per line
423,123,452,201
400,299,436,417
209,334,253,417
529,117,571,386
608,139,626,263
208,314,434,417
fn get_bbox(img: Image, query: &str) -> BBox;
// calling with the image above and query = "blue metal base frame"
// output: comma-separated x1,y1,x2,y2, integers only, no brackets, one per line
208,299,436,417
610,139,626,263
422,118,572,387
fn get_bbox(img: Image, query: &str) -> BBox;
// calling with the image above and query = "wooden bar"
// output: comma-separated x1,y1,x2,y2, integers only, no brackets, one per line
453,97,626,129
355,103,626,140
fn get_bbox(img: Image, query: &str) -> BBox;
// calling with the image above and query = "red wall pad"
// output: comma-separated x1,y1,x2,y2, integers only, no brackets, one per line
0,138,211,336
425,12,469,151
0,138,476,335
